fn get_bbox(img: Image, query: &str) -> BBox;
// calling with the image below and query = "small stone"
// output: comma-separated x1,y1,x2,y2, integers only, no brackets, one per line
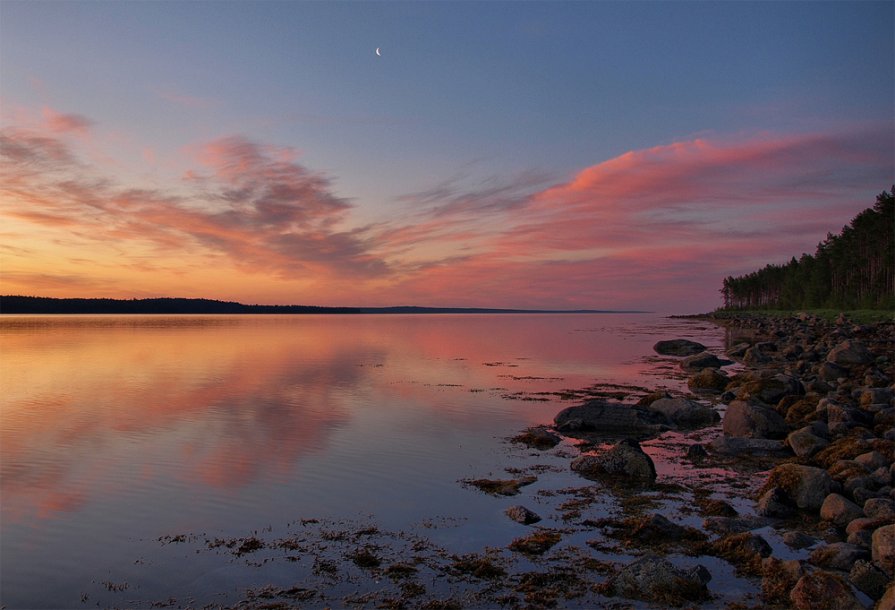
787,426,830,458
757,487,796,518
505,505,541,525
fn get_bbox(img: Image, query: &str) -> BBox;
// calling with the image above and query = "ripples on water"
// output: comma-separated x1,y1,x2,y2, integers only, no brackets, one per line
0,313,727,608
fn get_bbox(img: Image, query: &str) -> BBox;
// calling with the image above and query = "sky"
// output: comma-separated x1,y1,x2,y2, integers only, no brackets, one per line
0,1,892,313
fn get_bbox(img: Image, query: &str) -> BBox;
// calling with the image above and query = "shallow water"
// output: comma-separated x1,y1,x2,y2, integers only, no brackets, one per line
0,313,729,608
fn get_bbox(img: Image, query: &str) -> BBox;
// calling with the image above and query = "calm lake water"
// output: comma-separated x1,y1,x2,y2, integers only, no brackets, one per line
0,313,729,608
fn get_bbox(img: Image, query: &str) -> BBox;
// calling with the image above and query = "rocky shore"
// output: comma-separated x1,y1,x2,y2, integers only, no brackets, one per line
535,312,894,609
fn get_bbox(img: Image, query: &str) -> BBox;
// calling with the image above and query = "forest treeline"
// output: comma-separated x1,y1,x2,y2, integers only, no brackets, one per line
720,187,894,310
0,296,362,314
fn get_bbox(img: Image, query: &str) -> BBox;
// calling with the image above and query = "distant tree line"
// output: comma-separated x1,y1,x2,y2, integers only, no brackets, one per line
720,187,894,311
0,296,362,314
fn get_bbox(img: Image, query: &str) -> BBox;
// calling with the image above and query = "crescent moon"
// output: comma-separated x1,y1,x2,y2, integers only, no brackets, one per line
375,47,381,56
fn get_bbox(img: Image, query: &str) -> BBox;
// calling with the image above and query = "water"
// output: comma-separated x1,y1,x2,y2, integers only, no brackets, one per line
0,313,728,608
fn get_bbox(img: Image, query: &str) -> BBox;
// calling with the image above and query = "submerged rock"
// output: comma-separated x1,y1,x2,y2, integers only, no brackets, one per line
571,438,657,485
680,352,730,371
511,426,561,449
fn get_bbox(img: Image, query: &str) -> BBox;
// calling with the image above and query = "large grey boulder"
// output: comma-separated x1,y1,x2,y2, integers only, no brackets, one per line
608,554,710,606
554,400,667,436
722,400,787,439
827,340,874,366
571,438,657,485
648,397,719,429
654,339,706,356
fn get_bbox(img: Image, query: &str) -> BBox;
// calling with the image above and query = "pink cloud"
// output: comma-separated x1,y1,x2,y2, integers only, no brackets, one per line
2,105,891,311
41,107,93,135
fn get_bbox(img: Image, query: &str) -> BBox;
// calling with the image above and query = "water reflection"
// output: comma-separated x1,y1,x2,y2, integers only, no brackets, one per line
1,313,728,608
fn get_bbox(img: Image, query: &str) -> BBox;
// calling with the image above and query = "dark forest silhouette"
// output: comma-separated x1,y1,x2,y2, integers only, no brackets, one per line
720,187,894,310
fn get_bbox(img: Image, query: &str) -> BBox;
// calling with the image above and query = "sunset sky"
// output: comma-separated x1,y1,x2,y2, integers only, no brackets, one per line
1,1,892,312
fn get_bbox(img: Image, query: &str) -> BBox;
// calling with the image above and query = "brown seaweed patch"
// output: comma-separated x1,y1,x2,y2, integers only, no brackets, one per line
508,530,562,555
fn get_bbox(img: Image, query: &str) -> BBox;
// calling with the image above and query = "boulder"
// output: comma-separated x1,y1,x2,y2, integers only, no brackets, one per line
861,387,894,407
864,498,895,519
710,532,772,574
653,339,706,356
879,583,895,610
648,397,719,429
827,340,874,366
737,373,802,404
762,464,833,512
571,438,657,485
849,559,889,600
554,400,667,436
608,554,710,606
873,523,895,576
722,400,788,439
787,427,830,458
819,493,864,527
789,571,863,610
819,361,850,382
687,367,730,392
505,505,541,525
808,542,869,571
680,352,730,371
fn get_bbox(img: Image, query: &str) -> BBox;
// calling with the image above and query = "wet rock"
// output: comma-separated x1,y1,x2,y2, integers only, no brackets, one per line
709,532,772,575
703,516,767,536
789,571,863,610
761,557,804,605
808,542,869,571
819,361,850,382
687,367,729,392
756,487,796,518
505,505,541,525
608,554,710,606
648,397,719,428
849,559,889,600
761,464,833,512
855,450,888,471
872,523,895,576
554,400,667,436
861,387,894,407
737,373,802,405
782,530,816,549
827,339,874,366
787,426,830,458
512,426,561,449
680,352,730,371
820,493,864,527
722,400,788,439
621,513,703,545
686,443,708,460
653,339,706,356
571,438,657,485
